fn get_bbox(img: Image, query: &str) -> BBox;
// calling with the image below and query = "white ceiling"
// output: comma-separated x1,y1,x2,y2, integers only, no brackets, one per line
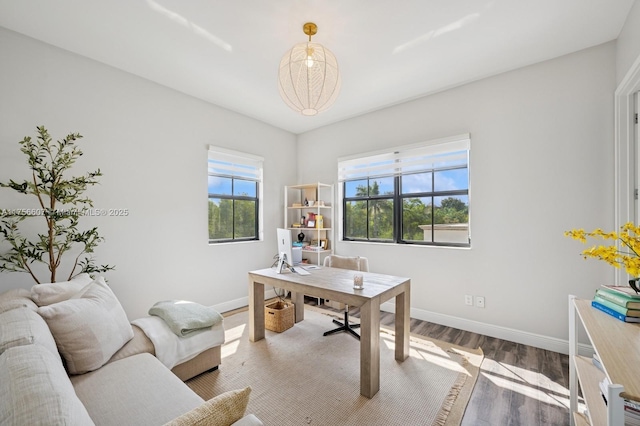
0,1,634,134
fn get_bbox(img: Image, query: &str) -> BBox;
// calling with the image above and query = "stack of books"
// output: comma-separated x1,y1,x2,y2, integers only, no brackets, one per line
628,400,640,426
591,285,640,323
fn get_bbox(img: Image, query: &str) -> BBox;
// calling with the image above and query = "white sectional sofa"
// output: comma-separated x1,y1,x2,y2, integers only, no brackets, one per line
0,278,262,426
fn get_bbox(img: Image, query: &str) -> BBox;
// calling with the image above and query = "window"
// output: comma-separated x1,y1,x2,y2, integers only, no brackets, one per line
208,146,263,243
339,134,470,247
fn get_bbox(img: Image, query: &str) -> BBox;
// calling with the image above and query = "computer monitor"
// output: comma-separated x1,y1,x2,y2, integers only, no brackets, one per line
276,228,293,274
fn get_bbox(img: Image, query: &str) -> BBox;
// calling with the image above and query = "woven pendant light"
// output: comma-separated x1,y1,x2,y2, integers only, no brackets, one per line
278,22,341,116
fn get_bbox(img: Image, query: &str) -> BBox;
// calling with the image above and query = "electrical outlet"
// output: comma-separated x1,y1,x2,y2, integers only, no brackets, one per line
475,296,485,308
465,295,473,306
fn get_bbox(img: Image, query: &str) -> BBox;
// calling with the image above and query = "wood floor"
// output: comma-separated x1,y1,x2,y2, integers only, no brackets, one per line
307,298,571,426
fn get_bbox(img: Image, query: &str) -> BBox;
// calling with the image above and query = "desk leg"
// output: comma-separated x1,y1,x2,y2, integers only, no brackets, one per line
290,291,304,322
395,283,410,361
248,278,265,342
359,298,380,398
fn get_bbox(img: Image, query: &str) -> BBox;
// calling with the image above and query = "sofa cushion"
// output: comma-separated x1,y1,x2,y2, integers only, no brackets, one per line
0,288,38,314
31,273,93,306
71,353,204,426
0,307,62,363
106,324,155,364
164,387,252,426
0,344,95,426
37,277,134,374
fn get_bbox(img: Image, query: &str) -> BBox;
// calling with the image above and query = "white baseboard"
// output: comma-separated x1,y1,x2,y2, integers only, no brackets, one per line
212,289,281,315
215,294,592,357
380,301,593,357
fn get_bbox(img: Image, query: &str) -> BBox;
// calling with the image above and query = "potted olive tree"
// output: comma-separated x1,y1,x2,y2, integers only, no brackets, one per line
0,126,113,283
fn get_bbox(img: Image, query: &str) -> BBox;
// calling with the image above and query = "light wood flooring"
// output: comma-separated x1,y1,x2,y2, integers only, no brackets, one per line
307,298,571,426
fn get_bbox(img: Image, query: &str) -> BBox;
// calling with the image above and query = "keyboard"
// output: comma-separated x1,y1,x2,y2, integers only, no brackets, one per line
291,267,310,275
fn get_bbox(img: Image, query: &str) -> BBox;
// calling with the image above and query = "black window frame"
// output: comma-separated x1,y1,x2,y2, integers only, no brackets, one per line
341,139,470,248
207,146,262,244
208,175,259,243
343,178,396,243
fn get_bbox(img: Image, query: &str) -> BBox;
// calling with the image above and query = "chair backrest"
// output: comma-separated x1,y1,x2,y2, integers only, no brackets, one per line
323,255,369,272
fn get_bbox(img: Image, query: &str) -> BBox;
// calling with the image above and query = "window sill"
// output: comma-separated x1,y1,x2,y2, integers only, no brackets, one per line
208,239,262,246
340,240,471,250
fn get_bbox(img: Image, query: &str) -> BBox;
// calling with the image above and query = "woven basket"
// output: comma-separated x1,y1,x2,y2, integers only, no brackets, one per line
265,301,294,333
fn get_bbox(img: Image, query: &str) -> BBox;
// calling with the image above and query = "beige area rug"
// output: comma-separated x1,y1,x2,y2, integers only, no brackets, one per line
187,306,483,426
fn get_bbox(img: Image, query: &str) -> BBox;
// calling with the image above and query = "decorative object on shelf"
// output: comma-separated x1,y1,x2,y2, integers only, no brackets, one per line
316,215,324,229
297,232,305,242
317,200,325,206
307,220,315,228
278,22,341,116
565,223,640,293
304,198,309,206
311,239,328,249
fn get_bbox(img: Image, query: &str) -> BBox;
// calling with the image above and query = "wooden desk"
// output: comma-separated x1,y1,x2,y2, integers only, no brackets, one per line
248,267,411,398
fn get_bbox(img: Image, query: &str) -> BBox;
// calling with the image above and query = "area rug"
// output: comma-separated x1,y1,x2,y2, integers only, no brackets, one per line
186,307,483,426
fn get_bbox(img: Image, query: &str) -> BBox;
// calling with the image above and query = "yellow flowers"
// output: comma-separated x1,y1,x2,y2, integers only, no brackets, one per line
565,223,640,277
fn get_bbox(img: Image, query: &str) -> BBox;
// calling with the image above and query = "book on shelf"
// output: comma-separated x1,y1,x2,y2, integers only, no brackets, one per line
593,295,640,317
597,287,640,309
628,399,640,412
626,412,640,426
627,405,640,422
601,285,640,300
591,300,640,323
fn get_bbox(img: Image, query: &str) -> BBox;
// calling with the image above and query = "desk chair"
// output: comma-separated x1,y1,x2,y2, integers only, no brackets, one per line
322,255,369,340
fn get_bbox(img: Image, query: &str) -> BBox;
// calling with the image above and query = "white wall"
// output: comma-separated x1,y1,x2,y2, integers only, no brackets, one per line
0,26,621,352
617,0,640,84
297,42,616,348
0,28,297,319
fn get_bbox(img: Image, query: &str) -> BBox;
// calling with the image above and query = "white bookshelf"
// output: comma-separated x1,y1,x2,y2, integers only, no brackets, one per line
569,295,640,425
283,182,334,265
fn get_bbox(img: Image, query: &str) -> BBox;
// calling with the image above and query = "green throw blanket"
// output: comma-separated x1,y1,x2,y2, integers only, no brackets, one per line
149,300,224,337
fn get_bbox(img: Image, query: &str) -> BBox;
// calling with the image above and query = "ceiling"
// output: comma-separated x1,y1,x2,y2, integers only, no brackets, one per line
0,1,634,134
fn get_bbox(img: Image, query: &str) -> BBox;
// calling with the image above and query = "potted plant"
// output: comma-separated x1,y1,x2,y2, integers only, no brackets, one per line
0,126,113,283
565,223,640,292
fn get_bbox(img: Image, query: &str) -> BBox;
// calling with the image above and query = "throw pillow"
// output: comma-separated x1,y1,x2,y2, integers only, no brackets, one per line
0,288,38,314
0,307,62,363
31,273,93,306
0,345,95,426
37,277,134,374
163,387,252,426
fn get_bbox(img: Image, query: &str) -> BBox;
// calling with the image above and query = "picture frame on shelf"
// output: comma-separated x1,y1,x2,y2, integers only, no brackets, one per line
311,239,328,249
307,220,315,228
